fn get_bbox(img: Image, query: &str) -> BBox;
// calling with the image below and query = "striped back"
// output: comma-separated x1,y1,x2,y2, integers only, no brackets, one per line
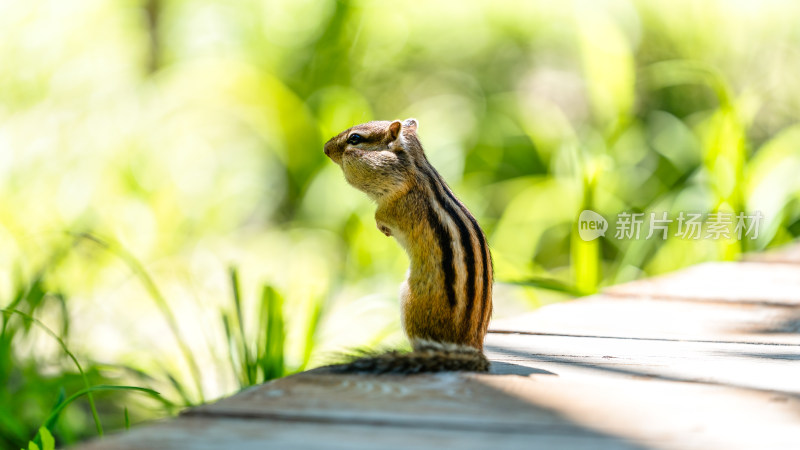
407,134,493,347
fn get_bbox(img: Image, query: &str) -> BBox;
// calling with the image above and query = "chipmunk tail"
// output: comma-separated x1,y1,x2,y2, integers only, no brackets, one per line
314,340,490,374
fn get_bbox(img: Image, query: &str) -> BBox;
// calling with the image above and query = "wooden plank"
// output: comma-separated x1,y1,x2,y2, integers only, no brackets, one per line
174,330,798,448
180,336,799,422
480,372,800,450
490,295,800,345
78,371,800,449
75,413,641,450
603,262,800,305
485,332,800,395
183,372,571,430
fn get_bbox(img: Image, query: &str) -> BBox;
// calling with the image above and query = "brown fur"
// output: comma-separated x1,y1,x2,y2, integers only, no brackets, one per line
316,341,489,374
324,119,493,372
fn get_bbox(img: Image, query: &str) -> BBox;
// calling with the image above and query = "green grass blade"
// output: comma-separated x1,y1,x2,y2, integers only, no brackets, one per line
259,285,285,382
74,233,205,403
4,242,74,337
571,231,600,295
163,371,194,406
221,313,244,388
228,268,253,385
38,428,54,450
256,288,268,381
39,385,159,436
1,309,103,436
300,296,323,371
42,388,66,431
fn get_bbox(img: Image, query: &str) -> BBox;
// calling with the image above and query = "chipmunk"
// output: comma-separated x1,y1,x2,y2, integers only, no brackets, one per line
321,118,493,373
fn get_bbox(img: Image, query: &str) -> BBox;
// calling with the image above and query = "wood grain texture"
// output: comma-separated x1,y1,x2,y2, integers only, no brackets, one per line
77,415,642,450
78,370,800,450
485,332,800,395
603,262,800,305
490,295,800,345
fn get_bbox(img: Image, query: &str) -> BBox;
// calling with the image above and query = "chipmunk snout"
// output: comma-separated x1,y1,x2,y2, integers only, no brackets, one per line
323,139,341,164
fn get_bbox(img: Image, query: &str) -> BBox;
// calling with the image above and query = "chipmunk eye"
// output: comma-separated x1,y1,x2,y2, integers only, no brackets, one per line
346,134,364,145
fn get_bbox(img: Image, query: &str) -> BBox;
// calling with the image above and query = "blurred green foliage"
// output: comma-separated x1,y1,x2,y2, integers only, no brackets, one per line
3,0,800,447
0,249,152,449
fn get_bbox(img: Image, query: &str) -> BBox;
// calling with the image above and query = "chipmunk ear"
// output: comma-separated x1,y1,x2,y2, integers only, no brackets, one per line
402,118,418,132
389,120,402,141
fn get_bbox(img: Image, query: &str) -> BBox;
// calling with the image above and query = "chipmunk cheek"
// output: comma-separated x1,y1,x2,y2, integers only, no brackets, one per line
341,148,357,160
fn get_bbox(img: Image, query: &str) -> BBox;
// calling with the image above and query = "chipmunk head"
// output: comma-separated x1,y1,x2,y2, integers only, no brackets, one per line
324,118,420,201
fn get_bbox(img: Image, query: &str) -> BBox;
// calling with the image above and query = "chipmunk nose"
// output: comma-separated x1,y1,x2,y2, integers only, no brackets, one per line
323,140,336,160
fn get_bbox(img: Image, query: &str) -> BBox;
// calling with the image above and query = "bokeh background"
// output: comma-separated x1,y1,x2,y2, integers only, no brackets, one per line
3,0,800,447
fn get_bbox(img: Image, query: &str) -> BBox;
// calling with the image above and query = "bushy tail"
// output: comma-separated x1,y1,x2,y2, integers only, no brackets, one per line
316,341,490,374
